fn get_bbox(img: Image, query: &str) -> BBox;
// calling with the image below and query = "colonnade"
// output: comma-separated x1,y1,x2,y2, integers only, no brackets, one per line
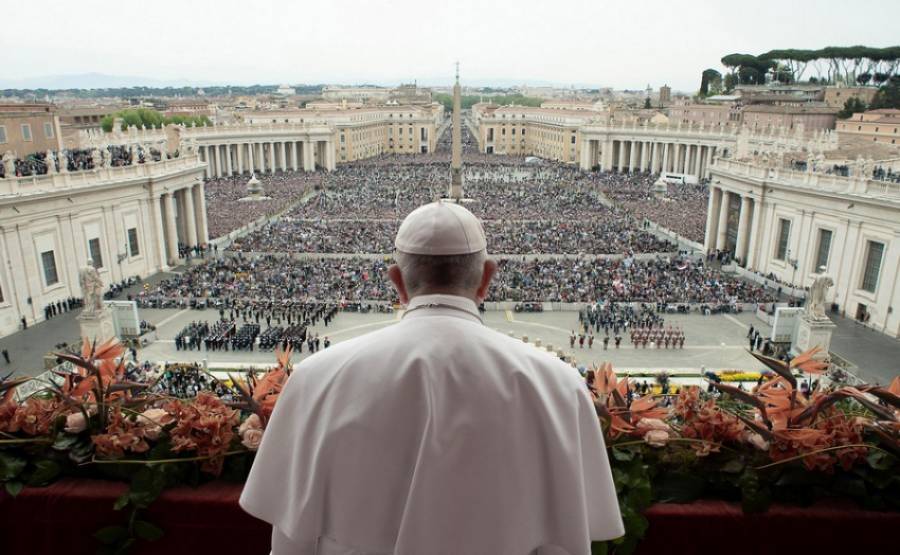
197,140,335,179
580,138,719,179
153,181,209,267
704,186,760,268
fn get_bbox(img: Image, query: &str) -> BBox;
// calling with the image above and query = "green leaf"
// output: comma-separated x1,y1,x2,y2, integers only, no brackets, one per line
113,493,130,511
128,467,166,509
0,453,27,481
590,541,609,555
655,472,705,503
612,447,635,462
26,460,60,486
52,434,81,451
739,469,771,513
721,458,745,474
4,480,23,497
93,525,129,545
867,450,896,471
133,520,164,541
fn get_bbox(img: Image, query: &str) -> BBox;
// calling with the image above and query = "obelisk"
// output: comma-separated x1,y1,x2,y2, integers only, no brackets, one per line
449,62,464,201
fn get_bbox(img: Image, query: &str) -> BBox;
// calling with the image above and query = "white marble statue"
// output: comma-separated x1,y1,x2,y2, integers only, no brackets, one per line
45,151,56,174
79,261,105,316
805,271,834,321
90,148,102,169
2,151,15,177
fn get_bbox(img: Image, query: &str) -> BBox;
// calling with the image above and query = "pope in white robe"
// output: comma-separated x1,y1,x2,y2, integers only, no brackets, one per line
240,201,624,554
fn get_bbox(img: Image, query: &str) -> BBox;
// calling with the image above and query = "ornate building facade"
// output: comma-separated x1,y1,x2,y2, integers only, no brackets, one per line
0,156,207,337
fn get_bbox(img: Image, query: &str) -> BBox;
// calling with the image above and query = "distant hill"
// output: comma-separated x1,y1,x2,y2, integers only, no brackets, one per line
0,73,208,90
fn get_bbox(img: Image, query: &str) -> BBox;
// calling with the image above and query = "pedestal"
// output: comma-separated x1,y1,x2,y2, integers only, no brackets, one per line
791,315,836,358
77,309,117,342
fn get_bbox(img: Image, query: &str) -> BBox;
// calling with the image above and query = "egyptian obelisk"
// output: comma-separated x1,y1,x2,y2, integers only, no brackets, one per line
449,62,464,201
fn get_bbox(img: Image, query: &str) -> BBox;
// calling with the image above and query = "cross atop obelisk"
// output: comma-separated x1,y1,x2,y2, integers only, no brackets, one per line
449,62,463,201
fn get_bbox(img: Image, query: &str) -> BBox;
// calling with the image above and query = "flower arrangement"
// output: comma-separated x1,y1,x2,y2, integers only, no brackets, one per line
0,338,293,552
584,346,900,553
1,339,898,554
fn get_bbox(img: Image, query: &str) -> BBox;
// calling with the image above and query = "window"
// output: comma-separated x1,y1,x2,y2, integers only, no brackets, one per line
44,122,54,138
0,125,6,143
41,251,58,286
88,238,104,269
860,241,884,293
814,229,832,272
127,228,140,257
21,124,32,142
775,219,791,260
571,135,576,144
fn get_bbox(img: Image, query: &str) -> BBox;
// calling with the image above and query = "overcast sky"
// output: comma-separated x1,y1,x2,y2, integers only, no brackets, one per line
4,0,899,91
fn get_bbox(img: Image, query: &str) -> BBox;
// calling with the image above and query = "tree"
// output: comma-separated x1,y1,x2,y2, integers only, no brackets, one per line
724,73,737,92
837,97,867,119
700,68,722,96
856,73,872,86
100,108,210,132
869,76,900,110
643,97,651,109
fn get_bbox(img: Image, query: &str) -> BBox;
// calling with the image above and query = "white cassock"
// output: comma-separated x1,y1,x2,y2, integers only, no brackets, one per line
240,294,623,555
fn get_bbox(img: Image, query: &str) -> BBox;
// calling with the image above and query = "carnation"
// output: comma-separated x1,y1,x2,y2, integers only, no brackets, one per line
64,411,88,434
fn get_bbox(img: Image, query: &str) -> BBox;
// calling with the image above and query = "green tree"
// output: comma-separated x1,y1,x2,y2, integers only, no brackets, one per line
643,97,651,109
100,109,211,132
870,77,900,110
837,97,867,119
699,68,722,96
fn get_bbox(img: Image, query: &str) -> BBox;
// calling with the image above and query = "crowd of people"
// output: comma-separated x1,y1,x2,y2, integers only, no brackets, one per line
136,253,774,306
230,217,674,255
0,145,168,178
586,172,710,244
203,172,324,239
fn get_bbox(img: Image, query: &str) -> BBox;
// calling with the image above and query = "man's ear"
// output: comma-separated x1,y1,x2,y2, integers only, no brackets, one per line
388,264,410,305
475,258,498,303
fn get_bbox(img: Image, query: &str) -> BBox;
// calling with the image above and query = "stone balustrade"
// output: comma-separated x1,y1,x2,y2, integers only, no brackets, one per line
0,155,205,197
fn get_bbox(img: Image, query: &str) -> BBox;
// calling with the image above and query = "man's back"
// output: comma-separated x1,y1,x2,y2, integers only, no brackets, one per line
241,296,622,555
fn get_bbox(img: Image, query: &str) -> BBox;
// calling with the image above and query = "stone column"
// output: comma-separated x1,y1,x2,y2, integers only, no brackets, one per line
149,195,168,270
627,141,636,172
215,145,223,176
735,195,752,264
247,143,254,173
651,142,660,173
193,182,209,245
182,186,198,247
293,142,301,171
268,142,275,172
325,140,336,170
303,142,314,172
277,142,284,171
617,141,626,173
662,143,670,173
579,139,591,170
199,146,208,179
716,190,730,251
206,146,214,179
696,146,705,179
237,143,244,175
704,187,721,252
258,143,265,173
163,193,179,265
225,145,233,176
745,198,762,270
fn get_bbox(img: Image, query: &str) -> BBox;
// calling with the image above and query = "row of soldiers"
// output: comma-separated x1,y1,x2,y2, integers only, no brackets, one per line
579,302,666,337
569,331,623,350
217,300,339,330
204,320,237,351
630,326,685,349
174,321,210,351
